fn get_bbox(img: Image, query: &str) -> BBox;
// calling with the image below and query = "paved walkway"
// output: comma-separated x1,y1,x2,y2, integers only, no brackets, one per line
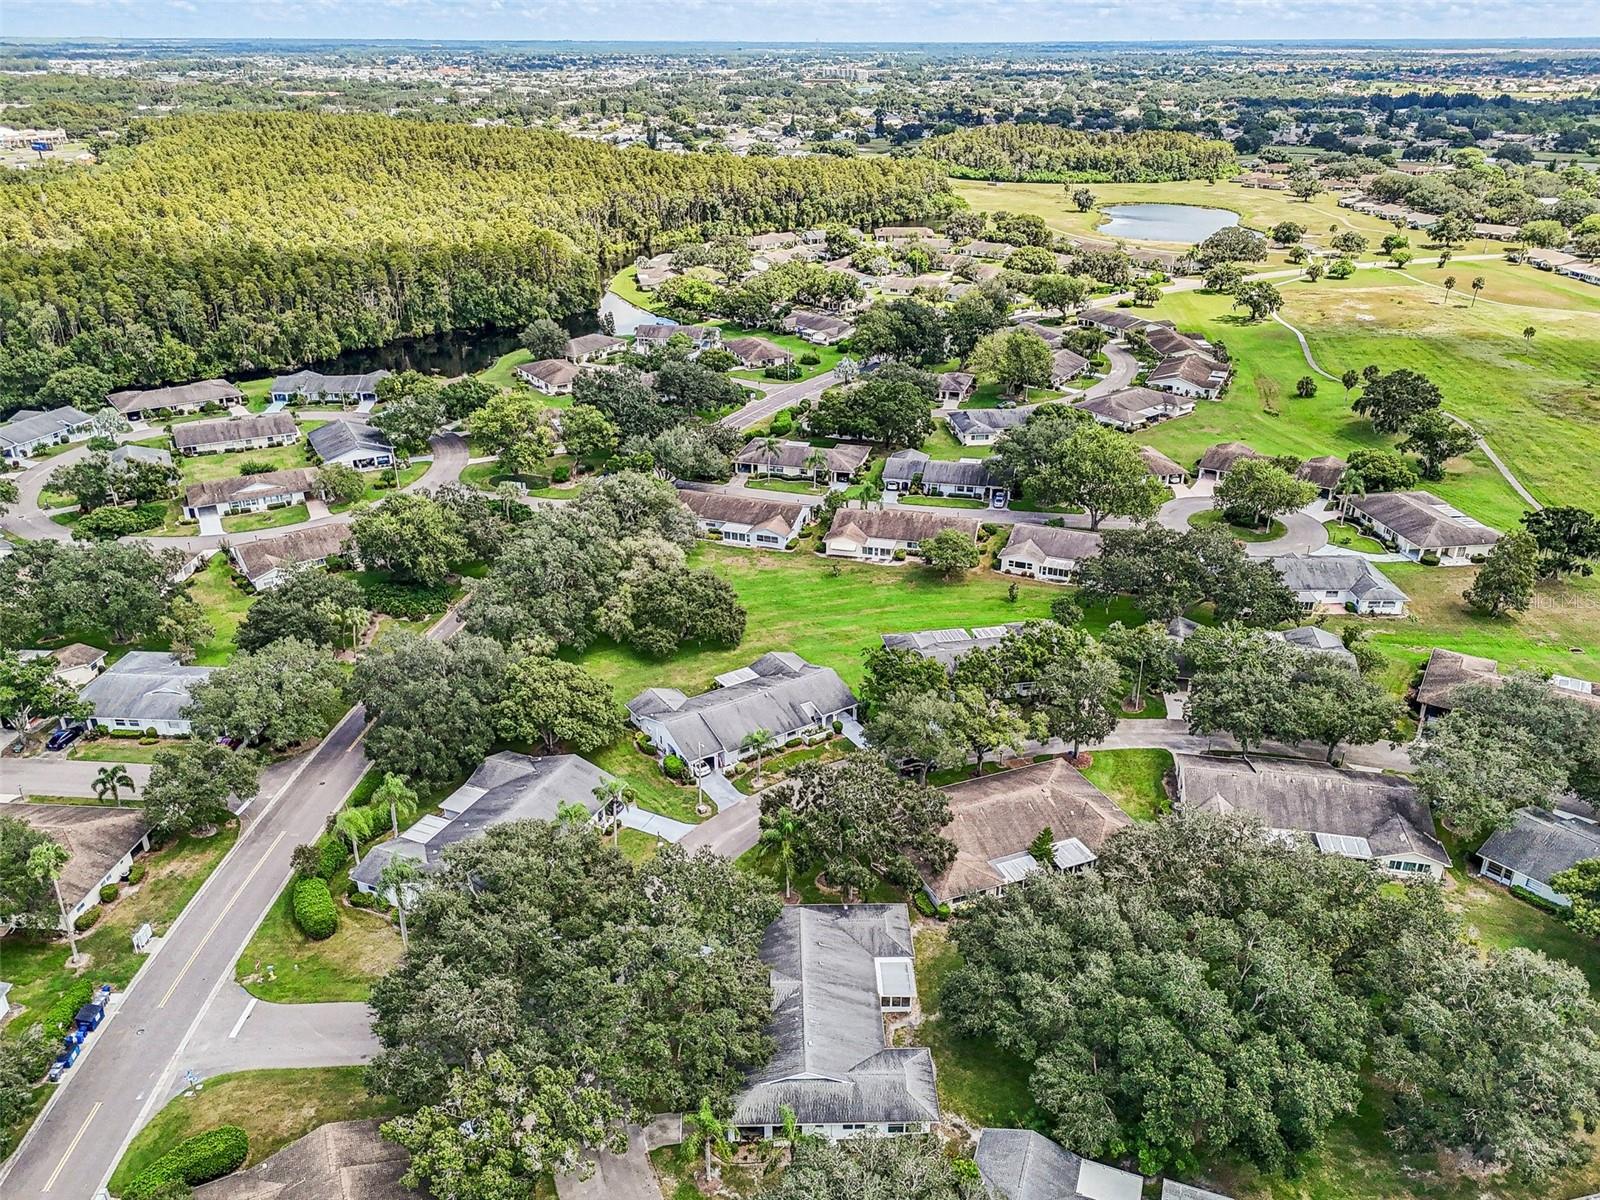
619,806,696,843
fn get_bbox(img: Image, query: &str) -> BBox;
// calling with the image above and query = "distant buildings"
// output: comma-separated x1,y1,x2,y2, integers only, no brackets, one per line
107,380,241,422
269,370,391,408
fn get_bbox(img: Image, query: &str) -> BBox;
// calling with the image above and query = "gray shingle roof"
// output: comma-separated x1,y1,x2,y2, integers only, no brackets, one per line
9,803,149,910
191,1119,409,1200
1343,490,1501,551
1414,648,1600,714
1079,308,1152,332
881,450,996,490
172,413,298,450
1268,554,1407,604
946,408,1029,437
676,488,808,535
270,370,391,398
735,439,871,474
1274,625,1357,666
1138,444,1187,480
1162,1182,1235,1200
1073,386,1185,426
626,652,857,761
1001,525,1102,566
0,406,93,449
1174,754,1449,868
1295,455,1347,491
110,444,173,467
307,421,393,461
564,333,624,359
825,505,982,548
977,1129,1143,1200
1197,441,1262,474
732,904,938,1128
78,651,215,724
881,623,1024,670
350,753,617,890
1477,807,1600,889
232,524,353,583
185,467,318,511
107,379,241,414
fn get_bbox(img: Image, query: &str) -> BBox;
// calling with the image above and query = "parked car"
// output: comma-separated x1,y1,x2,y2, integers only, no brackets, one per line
46,724,87,752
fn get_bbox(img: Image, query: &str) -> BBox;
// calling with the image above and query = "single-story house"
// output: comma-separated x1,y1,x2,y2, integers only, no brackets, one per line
110,443,173,469
874,225,935,242
627,652,857,775
17,643,107,691
107,379,241,422
172,413,299,456
353,753,624,895
0,406,94,462
1413,648,1599,724
78,651,216,737
1269,554,1408,615
1173,753,1450,879
782,310,855,345
976,1128,1143,1200
881,624,1023,673
1077,308,1153,336
1476,806,1600,908
191,1119,410,1200
823,506,982,562
1147,355,1230,400
962,239,1014,260
231,523,354,590
1050,349,1091,387
881,449,1007,505
634,323,722,352
1340,490,1501,564
1196,441,1262,480
1295,455,1347,497
748,230,800,251
1473,222,1522,242
946,407,1029,446
937,371,976,405
1014,321,1067,348
515,358,581,396
1073,387,1193,432
634,264,678,290
1139,445,1188,486
880,274,947,295
676,488,810,550
723,336,794,369
729,904,937,1142
998,526,1102,584
1528,250,1579,272
734,438,870,484
307,421,394,470
1273,625,1358,668
183,467,318,521
1142,327,1212,359
7,805,151,930
269,370,390,408
926,760,1134,908
563,333,625,363
1558,261,1600,287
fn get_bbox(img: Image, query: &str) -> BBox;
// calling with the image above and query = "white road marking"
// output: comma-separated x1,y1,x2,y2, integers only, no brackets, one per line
158,830,287,1010
227,998,258,1040
42,1100,100,1193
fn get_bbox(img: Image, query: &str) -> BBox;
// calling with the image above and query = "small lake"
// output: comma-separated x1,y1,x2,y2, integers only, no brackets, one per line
303,327,524,379
600,290,672,336
1097,203,1239,244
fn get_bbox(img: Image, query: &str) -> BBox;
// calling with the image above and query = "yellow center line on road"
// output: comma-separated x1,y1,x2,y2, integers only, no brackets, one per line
157,830,287,1010
42,1099,101,1193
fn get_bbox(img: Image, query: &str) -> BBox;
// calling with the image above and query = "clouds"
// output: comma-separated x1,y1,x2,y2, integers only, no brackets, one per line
4,0,1595,41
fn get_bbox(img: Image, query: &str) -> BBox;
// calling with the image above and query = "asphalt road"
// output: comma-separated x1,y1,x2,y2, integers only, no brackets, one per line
2,759,152,799
0,707,376,1199
718,369,840,432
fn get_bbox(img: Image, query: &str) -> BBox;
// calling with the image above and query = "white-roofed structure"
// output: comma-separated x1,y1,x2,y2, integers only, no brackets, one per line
977,1129,1143,1200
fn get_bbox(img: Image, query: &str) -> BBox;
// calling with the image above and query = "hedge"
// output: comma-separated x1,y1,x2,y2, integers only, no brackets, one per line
124,1125,249,1199
292,877,338,940
315,833,348,879
100,883,120,904
75,907,101,932
72,502,167,542
128,863,147,885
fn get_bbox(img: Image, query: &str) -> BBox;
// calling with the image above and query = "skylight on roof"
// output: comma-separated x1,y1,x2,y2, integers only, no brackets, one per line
1313,832,1373,859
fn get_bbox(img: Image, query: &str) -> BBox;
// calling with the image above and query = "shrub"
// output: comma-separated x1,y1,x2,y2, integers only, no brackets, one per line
41,980,95,1038
634,733,655,754
75,907,101,932
1512,885,1570,917
913,890,938,918
1420,550,1441,566
348,890,378,910
315,834,348,879
551,464,572,483
798,351,821,366
236,457,276,475
128,863,147,885
99,883,120,904
832,720,843,734
124,1125,249,1199
356,577,453,619
662,754,688,782
292,877,338,940
892,549,907,561
73,503,166,541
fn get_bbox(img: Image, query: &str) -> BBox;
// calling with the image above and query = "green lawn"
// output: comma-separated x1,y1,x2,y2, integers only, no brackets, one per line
176,435,322,486
572,544,1145,699
1188,508,1288,543
236,874,402,1003
608,264,666,314
221,502,309,534
899,494,988,510
743,476,827,496
730,738,854,795
69,736,185,764
477,346,534,389
719,322,843,382
107,1067,402,1194
327,462,429,512
616,827,663,863
1079,748,1174,821
585,738,709,825
1325,521,1387,554
182,553,255,665
1,825,238,1042
922,426,994,462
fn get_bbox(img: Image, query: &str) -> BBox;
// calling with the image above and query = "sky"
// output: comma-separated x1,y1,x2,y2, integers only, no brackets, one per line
7,1,1600,45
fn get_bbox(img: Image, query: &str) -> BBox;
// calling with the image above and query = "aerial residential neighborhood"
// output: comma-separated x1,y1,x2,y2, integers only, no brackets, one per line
1,21,1599,1200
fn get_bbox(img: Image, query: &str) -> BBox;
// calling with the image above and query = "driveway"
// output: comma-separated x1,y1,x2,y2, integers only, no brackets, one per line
1156,495,1328,556
196,510,225,536
1084,343,1139,397
679,798,760,859
619,806,696,843
555,1121,670,1200
1,758,152,799
697,770,745,813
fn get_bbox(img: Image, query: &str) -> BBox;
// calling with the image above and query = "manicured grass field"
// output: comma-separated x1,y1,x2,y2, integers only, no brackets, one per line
572,544,1144,699
175,434,323,486
1188,508,1287,543
1080,748,1174,821
721,323,842,381
68,737,182,764
236,875,402,1003
183,553,255,666
743,476,827,496
327,462,429,512
1400,257,1600,313
608,264,665,314
585,739,708,825
221,502,309,534
107,1066,402,1194
898,494,988,509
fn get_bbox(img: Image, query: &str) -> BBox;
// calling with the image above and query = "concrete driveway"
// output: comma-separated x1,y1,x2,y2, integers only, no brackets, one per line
196,509,225,536
1,758,153,799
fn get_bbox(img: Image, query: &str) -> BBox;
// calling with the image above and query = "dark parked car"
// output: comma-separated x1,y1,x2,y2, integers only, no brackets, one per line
46,724,86,752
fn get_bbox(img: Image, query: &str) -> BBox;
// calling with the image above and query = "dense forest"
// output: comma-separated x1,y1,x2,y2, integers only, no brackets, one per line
0,113,956,404
914,125,1240,183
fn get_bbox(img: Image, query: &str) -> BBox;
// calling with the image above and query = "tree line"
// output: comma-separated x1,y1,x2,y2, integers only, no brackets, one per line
913,125,1239,183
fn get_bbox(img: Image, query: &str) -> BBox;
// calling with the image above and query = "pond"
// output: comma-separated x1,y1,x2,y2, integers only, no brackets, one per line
302,327,524,379
600,290,672,336
1096,203,1239,244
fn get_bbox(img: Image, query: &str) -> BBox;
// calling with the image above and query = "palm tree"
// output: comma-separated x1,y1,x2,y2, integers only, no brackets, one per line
373,773,418,839
377,856,422,951
859,481,883,511
777,1104,810,1163
803,448,828,487
333,808,366,869
682,1097,727,1181
341,605,369,651
739,727,778,783
760,435,780,477
28,842,80,964
1437,248,1452,268
758,812,808,903
494,481,521,519
1470,276,1485,307
1442,275,1456,305
556,800,592,827
93,764,135,807
592,778,631,844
